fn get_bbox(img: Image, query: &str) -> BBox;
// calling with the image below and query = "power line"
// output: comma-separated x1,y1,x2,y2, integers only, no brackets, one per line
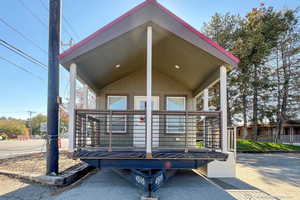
0,18,47,54
0,56,44,81
38,0,48,12
18,0,48,30
0,39,70,81
38,0,79,41
62,16,80,40
0,39,47,70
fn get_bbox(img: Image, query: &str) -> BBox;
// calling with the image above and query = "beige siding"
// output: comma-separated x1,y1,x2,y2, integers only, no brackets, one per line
96,69,194,110
95,69,196,149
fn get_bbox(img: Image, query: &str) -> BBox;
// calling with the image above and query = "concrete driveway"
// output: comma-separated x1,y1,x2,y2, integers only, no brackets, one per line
54,169,235,200
237,153,300,200
1,153,299,200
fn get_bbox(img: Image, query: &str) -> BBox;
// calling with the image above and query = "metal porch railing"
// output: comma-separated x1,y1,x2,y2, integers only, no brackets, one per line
227,127,236,152
74,109,222,152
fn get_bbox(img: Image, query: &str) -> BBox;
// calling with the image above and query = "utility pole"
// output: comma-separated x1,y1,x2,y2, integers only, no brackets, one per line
27,111,36,136
47,0,61,175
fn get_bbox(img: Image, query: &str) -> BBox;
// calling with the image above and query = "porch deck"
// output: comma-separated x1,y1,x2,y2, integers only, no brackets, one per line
75,149,228,161
76,149,227,169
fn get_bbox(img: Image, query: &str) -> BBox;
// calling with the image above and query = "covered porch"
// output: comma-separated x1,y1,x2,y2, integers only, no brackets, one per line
59,0,239,165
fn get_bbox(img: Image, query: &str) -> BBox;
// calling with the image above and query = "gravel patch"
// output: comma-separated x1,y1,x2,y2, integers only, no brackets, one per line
0,152,80,176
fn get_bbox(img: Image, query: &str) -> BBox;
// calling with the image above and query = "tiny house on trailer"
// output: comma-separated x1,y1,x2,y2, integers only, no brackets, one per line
59,0,239,195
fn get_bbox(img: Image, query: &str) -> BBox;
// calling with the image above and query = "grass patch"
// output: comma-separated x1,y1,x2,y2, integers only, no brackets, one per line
237,139,300,152
196,141,204,149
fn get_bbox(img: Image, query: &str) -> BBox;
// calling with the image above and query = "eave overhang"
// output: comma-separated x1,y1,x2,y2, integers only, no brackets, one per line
59,0,239,68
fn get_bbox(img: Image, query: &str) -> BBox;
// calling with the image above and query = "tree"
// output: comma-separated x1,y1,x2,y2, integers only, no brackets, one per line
272,9,300,138
242,5,296,139
31,114,47,135
30,110,69,135
202,13,243,126
203,5,300,141
59,106,69,134
0,118,29,138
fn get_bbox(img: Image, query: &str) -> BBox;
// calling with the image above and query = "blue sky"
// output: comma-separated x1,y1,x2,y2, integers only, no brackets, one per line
0,0,298,119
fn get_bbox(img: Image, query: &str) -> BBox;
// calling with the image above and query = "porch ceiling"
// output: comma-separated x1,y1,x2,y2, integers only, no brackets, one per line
62,23,225,94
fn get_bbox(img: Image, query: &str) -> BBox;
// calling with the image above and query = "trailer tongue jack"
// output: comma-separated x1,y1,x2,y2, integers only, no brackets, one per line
113,169,177,199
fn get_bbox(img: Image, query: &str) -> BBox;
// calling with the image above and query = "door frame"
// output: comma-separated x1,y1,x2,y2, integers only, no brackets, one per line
134,96,159,110
133,96,160,148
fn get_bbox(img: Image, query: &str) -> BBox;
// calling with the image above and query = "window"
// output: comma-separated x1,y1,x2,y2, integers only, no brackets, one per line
166,96,186,133
107,96,127,133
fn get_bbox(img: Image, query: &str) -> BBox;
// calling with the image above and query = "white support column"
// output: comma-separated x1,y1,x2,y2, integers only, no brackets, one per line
146,26,152,158
83,84,88,109
68,63,77,152
200,65,236,178
203,89,209,111
220,65,227,153
203,88,209,148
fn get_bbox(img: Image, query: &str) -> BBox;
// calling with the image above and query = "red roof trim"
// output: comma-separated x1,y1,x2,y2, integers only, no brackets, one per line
155,1,240,63
59,0,239,64
58,0,154,59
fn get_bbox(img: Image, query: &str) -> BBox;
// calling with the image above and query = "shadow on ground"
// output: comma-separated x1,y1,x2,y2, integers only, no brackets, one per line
0,177,55,200
53,169,235,200
237,153,300,188
210,177,256,190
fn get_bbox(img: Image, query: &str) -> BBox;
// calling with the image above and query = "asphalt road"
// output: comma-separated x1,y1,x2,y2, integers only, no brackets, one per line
0,139,68,159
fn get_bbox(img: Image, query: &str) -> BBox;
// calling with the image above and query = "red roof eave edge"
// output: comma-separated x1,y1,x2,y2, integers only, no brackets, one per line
155,1,240,64
59,0,240,64
58,0,152,60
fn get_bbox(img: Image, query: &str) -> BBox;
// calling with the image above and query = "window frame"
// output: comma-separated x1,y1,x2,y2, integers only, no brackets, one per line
165,96,186,134
106,95,128,133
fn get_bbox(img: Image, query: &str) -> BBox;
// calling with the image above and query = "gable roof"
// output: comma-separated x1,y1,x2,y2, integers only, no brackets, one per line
59,0,239,66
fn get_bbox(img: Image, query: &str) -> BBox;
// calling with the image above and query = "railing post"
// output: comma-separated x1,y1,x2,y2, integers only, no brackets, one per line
109,110,112,152
85,114,88,146
218,111,222,151
151,114,154,149
203,88,209,149
145,112,147,149
91,120,95,147
82,113,86,148
211,121,215,151
234,126,237,159
76,112,79,148
185,111,188,153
